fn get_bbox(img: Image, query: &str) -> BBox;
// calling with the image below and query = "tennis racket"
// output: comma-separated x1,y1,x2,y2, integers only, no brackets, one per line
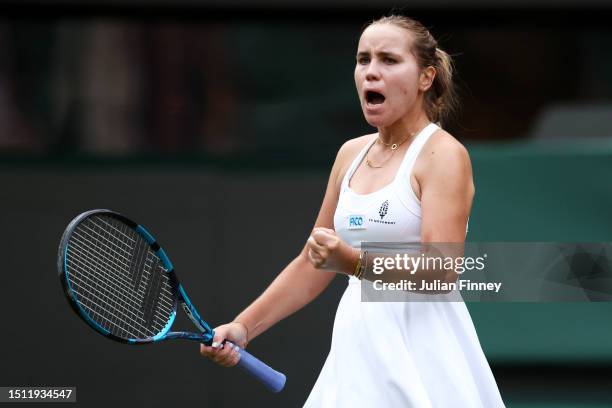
57,209,286,393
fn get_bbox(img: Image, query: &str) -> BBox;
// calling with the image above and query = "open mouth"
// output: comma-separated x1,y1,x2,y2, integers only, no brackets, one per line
366,91,386,105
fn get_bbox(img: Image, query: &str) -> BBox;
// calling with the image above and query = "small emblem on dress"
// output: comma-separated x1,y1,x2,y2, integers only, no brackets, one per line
379,200,389,219
348,215,366,230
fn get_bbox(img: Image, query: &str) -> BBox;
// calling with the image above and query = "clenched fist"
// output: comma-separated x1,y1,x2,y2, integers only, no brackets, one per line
306,227,358,275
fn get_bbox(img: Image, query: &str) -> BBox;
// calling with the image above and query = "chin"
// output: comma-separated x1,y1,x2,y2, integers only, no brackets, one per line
365,119,383,128
363,113,391,128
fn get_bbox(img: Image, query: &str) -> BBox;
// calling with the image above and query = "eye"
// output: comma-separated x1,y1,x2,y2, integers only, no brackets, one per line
357,56,370,65
383,57,397,64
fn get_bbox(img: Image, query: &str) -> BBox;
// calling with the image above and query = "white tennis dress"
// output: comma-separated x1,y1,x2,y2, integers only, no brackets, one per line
303,124,505,408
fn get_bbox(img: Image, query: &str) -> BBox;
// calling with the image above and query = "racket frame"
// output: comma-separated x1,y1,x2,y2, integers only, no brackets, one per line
58,209,286,392
58,209,214,345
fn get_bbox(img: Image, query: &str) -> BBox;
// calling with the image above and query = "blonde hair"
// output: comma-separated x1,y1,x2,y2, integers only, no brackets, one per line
366,15,458,124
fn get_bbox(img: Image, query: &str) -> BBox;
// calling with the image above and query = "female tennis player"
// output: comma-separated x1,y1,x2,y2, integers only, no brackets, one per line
201,15,505,407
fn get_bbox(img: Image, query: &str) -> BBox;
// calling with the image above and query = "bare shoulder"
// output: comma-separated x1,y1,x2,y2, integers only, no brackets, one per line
334,133,376,171
337,133,375,160
326,133,376,189
418,128,472,173
414,128,474,198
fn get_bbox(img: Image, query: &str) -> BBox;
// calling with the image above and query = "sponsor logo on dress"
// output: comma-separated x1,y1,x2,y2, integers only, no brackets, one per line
348,215,366,230
379,200,389,219
369,200,396,225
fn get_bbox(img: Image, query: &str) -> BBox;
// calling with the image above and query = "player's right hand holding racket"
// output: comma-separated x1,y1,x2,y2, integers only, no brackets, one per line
200,322,249,367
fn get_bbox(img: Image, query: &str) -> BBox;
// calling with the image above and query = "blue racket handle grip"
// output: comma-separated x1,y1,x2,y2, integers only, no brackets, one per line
232,343,286,392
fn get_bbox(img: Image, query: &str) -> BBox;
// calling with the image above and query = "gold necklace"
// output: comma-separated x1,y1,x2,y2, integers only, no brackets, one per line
365,123,430,168
365,131,415,168
365,150,392,168
376,132,412,151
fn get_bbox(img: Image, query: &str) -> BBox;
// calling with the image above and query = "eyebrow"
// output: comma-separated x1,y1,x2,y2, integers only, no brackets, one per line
356,50,402,58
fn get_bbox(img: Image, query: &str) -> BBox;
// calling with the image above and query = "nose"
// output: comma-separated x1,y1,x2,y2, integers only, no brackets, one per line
365,60,381,81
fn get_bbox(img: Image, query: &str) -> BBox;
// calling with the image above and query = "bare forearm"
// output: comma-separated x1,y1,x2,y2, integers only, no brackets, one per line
234,253,335,342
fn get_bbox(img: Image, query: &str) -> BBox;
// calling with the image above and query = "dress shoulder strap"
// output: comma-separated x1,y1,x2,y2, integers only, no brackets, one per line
340,137,377,190
395,123,440,180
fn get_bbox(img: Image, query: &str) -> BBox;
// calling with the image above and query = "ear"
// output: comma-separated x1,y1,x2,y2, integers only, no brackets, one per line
419,66,436,92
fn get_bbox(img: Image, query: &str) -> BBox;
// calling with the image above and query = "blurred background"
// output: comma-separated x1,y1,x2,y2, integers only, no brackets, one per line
1,0,611,407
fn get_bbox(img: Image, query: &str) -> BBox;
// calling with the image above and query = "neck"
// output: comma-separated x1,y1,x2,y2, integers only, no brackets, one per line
378,108,431,146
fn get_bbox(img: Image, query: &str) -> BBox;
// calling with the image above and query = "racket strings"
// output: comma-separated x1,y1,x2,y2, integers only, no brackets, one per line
72,218,175,337
67,221,164,337
65,215,175,340
67,241,167,336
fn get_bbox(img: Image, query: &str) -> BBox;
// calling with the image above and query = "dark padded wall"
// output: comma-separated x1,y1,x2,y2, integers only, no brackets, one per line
1,141,611,406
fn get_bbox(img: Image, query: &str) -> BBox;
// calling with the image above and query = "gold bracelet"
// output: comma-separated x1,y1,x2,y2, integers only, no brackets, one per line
353,255,361,277
353,250,366,280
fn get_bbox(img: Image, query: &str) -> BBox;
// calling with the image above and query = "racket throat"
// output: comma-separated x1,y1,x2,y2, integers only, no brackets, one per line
181,302,214,344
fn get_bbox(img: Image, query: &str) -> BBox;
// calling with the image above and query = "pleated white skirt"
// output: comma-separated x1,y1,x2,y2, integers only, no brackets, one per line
303,278,505,408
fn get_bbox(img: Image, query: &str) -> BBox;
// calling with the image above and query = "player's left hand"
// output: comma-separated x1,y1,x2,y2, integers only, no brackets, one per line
306,227,357,275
